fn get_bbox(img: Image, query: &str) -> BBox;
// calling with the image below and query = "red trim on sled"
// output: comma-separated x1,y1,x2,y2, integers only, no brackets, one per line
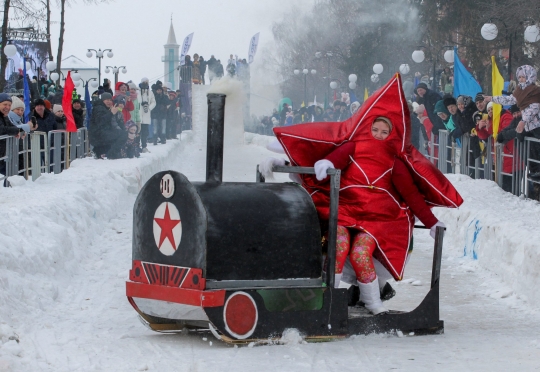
126,281,225,307
129,260,205,290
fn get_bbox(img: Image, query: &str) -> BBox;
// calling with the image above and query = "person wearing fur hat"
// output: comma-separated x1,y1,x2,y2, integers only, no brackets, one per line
138,78,156,152
414,82,445,135
8,96,37,133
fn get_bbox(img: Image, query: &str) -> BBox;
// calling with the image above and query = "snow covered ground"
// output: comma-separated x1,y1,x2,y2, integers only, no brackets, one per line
1,85,540,371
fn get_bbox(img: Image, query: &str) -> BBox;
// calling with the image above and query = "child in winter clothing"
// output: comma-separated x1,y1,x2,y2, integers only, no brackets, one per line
120,121,141,158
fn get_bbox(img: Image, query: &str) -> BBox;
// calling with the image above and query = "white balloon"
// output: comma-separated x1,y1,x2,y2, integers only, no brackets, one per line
524,25,540,43
373,63,384,74
481,23,498,41
412,50,425,63
349,74,357,83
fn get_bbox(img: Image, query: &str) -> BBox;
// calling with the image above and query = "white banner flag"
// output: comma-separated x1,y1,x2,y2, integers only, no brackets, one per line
180,32,194,66
248,32,260,64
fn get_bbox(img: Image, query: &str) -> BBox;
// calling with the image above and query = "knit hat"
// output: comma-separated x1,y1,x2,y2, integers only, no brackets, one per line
509,104,520,114
101,92,113,101
72,98,82,105
113,95,126,106
10,96,25,111
0,93,12,104
474,92,485,102
34,98,46,107
53,104,63,114
487,101,494,110
128,82,139,90
141,77,149,83
443,96,457,107
414,82,428,94
434,100,450,116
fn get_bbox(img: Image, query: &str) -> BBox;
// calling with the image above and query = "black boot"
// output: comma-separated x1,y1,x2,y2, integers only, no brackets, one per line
380,282,396,301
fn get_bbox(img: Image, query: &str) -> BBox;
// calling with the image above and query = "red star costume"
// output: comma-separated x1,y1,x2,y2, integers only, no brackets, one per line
274,74,463,280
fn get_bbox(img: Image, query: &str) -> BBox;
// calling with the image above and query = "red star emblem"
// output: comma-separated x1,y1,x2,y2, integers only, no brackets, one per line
154,203,181,249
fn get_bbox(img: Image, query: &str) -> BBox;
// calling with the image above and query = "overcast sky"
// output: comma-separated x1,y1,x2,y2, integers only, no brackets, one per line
50,0,312,85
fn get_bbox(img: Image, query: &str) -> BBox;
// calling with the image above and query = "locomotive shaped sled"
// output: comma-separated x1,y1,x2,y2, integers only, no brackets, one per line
125,94,446,343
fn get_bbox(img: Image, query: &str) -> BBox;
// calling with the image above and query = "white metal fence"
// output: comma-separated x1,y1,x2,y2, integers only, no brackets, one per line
0,127,90,186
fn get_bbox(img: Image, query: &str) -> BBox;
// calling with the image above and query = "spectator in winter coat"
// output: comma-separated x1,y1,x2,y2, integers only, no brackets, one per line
496,105,522,192
207,55,217,82
414,82,445,135
402,77,414,101
8,96,37,133
456,95,477,133
151,86,169,145
199,56,207,85
408,102,428,150
53,104,67,130
89,93,127,159
102,79,114,96
215,60,224,78
138,78,156,152
114,82,134,122
72,99,85,129
128,83,141,133
443,96,465,141
118,121,141,159
0,94,24,176
32,99,57,133
166,91,179,139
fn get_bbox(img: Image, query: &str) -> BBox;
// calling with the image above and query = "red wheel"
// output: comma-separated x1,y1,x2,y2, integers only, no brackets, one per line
223,292,258,339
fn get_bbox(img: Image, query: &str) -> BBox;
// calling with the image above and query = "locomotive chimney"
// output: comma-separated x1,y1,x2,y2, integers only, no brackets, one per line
206,93,227,183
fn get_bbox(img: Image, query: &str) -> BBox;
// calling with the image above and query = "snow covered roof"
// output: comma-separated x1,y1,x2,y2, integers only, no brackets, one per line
166,22,178,45
60,55,97,70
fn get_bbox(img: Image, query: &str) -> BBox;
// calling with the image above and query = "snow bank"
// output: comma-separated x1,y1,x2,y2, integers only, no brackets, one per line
0,139,185,327
435,174,540,308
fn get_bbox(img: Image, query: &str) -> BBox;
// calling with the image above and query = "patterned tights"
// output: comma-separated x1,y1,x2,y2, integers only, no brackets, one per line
334,225,377,283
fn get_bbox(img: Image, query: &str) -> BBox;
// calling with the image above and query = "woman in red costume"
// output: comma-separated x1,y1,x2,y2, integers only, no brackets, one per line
263,75,463,315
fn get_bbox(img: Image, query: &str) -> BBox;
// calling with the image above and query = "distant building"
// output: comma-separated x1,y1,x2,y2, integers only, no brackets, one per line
162,21,180,90
61,55,99,99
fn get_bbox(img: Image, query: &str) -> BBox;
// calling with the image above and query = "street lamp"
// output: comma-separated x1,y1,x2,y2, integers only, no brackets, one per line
86,48,113,86
81,77,99,90
373,64,384,75
399,64,411,75
524,24,540,43
105,65,127,85
315,51,334,101
349,74,357,90
3,41,17,58
294,67,316,104
480,18,514,79
371,74,379,83
412,45,454,90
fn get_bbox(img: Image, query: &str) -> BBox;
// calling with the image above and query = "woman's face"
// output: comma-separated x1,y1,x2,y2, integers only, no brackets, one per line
487,105,493,117
54,109,64,117
371,120,391,140
518,75,526,83
12,107,24,116
458,102,465,112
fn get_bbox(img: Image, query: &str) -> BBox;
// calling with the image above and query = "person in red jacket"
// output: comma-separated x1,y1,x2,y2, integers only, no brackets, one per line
496,105,523,192
312,117,444,315
114,82,134,123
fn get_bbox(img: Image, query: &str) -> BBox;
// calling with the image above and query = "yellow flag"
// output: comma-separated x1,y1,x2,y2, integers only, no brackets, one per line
364,88,369,102
491,56,504,137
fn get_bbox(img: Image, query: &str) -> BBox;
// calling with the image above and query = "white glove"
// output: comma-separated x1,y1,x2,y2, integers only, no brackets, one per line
266,139,285,154
430,221,446,239
259,157,286,180
314,159,335,181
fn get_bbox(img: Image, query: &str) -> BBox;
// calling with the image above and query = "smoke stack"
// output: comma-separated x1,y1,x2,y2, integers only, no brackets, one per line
206,93,226,183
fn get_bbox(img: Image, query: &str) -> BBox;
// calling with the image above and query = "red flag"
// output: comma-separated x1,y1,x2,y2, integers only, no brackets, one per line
62,71,77,132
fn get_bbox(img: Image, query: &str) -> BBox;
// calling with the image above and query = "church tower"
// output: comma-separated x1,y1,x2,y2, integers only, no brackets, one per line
163,19,180,90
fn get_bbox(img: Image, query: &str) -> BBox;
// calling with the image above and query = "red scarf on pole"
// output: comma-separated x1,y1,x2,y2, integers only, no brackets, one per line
62,71,77,132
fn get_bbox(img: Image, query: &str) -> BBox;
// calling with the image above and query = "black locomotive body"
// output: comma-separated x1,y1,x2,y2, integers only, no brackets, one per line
126,94,445,343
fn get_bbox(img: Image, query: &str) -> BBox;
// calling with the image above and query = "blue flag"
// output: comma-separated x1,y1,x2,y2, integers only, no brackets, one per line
84,83,93,129
349,88,359,104
23,61,31,122
453,46,482,98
